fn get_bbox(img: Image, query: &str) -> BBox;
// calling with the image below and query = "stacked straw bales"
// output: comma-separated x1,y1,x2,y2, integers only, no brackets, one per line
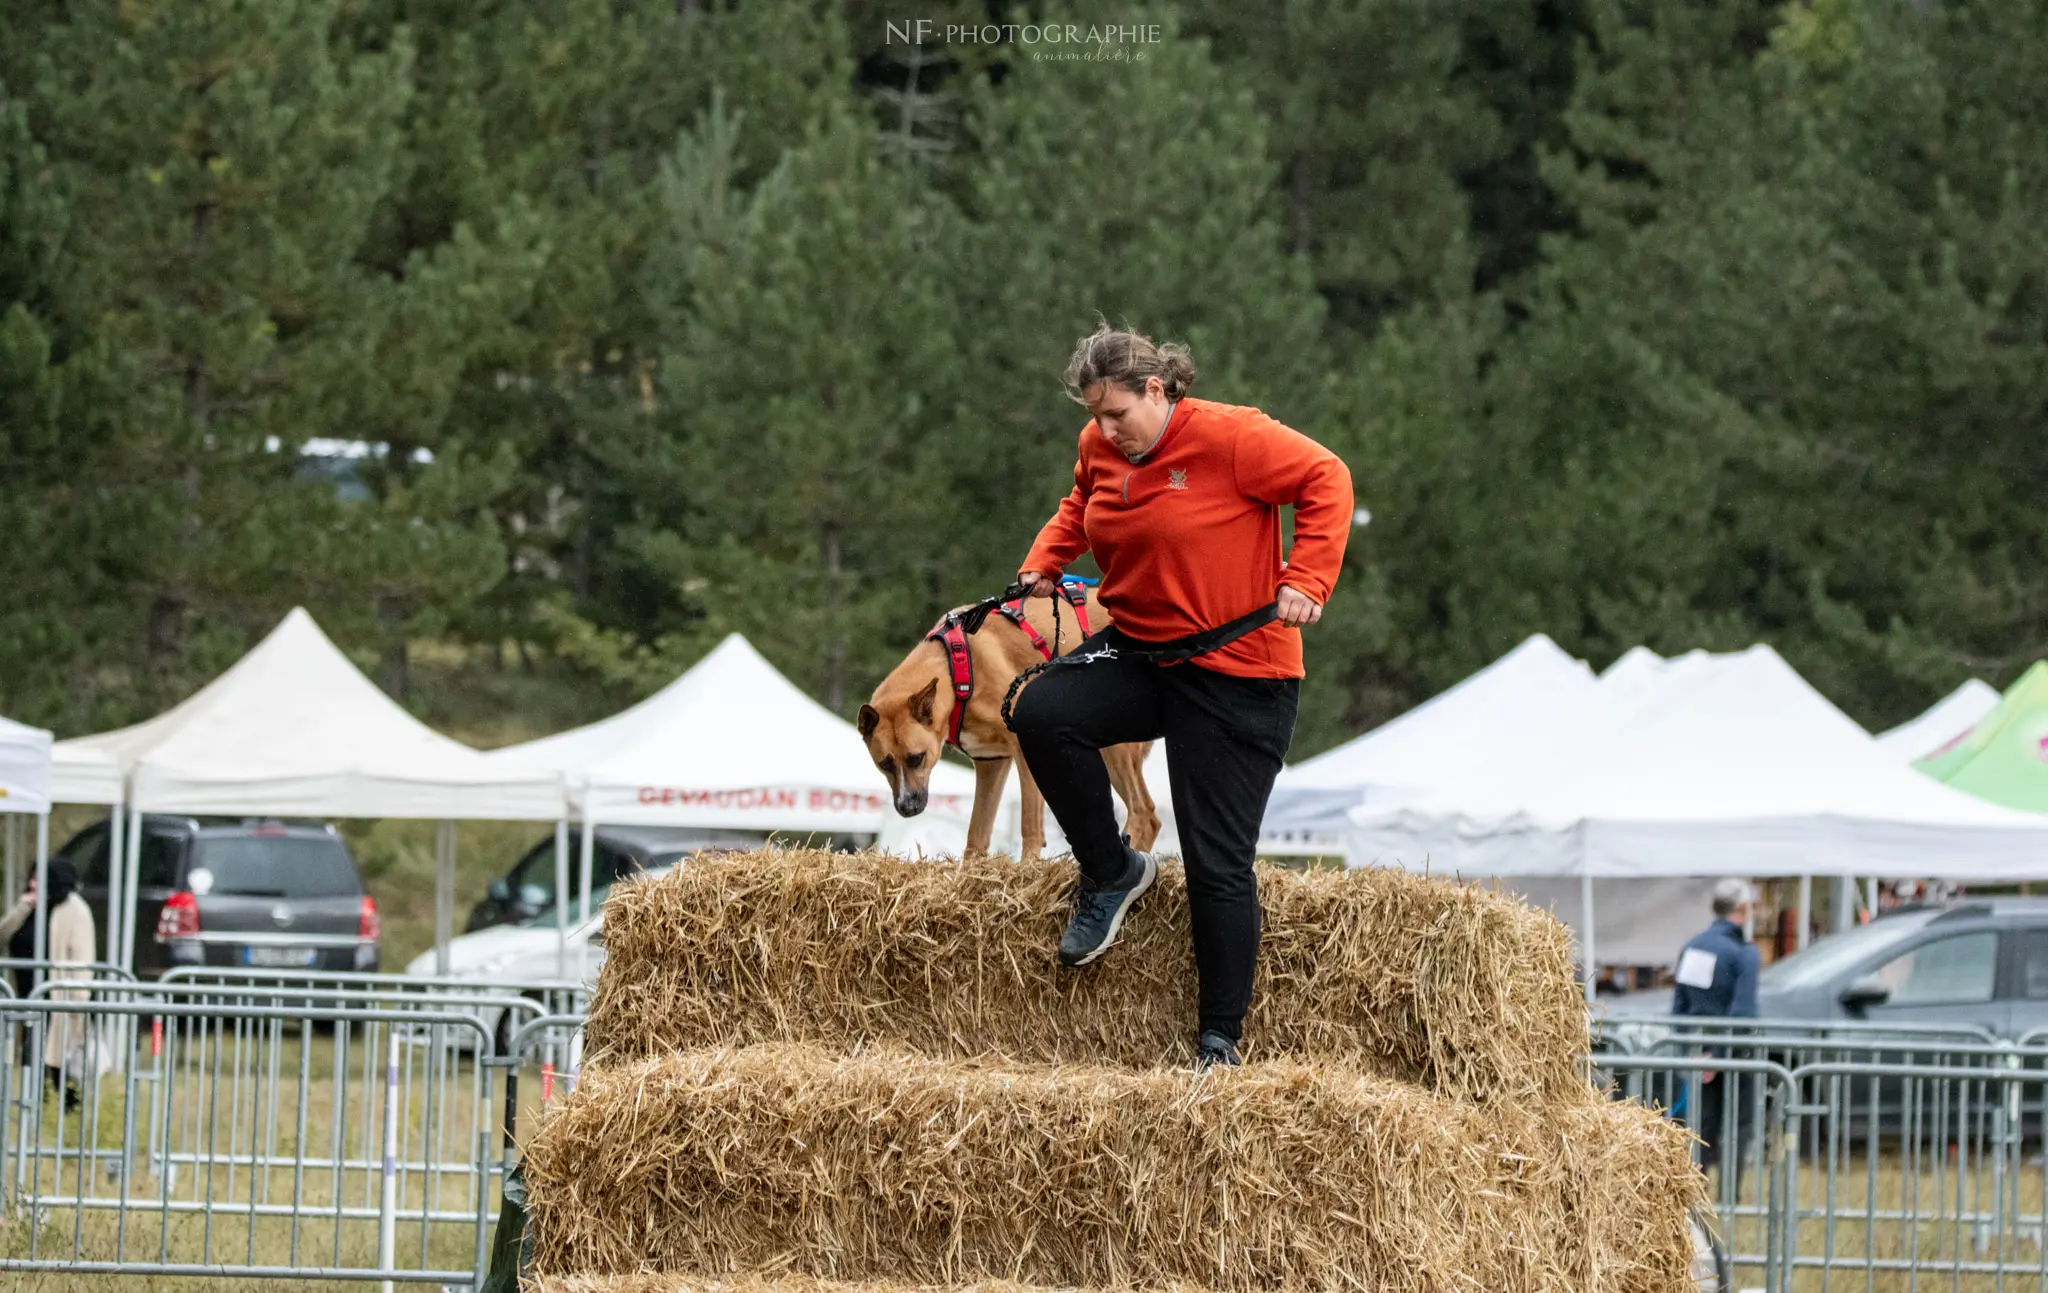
583,850,1590,1103
523,850,1704,1292
530,1281,1201,1293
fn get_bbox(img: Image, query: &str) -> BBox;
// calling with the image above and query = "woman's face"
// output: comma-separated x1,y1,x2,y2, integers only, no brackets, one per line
1083,376,1169,458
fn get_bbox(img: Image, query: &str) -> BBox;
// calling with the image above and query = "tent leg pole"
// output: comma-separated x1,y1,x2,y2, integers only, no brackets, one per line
578,818,596,928
578,817,597,986
3,815,17,904
106,806,126,970
1865,876,1878,920
434,821,454,977
1581,872,1596,1004
1797,875,1812,952
123,807,143,973
32,814,49,992
554,817,570,979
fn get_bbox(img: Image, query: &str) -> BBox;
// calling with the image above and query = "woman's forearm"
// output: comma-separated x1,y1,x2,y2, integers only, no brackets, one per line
0,894,32,943
1023,483,1090,578
1233,412,1354,604
1277,452,1354,604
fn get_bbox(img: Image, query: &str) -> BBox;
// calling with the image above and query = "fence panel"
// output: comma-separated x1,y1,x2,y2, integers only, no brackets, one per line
1599,1035,2048,1293
0,993,495,1284
490,1014,588,1184
1598,1052,1794,1292
1778,1056,2048,1292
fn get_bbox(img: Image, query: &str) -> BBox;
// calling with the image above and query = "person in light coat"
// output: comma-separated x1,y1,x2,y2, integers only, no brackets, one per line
1,856,99,1108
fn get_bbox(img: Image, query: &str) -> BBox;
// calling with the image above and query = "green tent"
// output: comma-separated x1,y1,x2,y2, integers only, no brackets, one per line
1915,661,2048,812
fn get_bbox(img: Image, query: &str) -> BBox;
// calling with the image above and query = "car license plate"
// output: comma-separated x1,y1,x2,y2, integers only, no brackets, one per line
242,946,319,968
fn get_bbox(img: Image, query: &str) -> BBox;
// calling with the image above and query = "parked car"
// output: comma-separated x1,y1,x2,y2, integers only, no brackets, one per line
55,815,379,979
410,870,645,1052
1599,898,2048,1146
464,825,765,932
1601,898,2048,1041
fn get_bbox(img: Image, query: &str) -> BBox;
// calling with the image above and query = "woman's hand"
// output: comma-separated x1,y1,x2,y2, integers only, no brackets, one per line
1276,584,1322,627
1017,570,1057,598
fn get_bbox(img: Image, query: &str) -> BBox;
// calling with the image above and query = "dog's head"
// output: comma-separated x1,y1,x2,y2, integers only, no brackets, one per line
857,677,946,817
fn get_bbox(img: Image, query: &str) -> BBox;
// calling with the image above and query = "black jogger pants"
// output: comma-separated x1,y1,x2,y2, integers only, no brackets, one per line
1009,626,1299,1043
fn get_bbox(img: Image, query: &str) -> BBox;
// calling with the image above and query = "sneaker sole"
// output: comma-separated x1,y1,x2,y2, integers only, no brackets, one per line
1058,854,1157,968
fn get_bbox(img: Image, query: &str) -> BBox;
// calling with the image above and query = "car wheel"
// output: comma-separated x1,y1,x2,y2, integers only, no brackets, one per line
1689,1205,1730,1293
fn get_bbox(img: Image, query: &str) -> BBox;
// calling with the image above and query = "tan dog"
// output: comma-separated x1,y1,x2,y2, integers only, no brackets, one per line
859,589,1159,863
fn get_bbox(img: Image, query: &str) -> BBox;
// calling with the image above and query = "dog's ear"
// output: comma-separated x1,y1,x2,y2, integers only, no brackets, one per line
857,704,881,742
909,677,939,727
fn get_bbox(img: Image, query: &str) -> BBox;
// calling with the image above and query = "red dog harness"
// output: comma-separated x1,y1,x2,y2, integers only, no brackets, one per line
926,581,1094,749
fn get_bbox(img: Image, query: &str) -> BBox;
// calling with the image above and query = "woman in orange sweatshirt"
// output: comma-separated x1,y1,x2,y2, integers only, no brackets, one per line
1011,323,1353,1069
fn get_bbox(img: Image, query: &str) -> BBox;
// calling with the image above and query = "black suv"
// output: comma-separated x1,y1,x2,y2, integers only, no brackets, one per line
465,825,767,932
57,815,379,979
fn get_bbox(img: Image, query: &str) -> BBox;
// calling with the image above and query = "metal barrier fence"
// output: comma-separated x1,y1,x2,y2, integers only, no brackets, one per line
1597,1017,2048,1293
19,991,2048,1291
0,972,585,1285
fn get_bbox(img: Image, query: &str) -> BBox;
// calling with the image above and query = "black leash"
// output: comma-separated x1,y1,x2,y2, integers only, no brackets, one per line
998,598,1281,733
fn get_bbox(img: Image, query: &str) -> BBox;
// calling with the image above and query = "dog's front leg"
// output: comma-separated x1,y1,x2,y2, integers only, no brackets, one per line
1102,742,1161,852
965,758,1012,859
1014,756,1046,864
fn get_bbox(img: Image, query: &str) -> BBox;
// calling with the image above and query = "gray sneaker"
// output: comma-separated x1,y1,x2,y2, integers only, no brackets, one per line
1194,1029,1242,1071
1056,848,1157,968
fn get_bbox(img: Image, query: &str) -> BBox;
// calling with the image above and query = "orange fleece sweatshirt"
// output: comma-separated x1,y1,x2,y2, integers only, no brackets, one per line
1022,397,1354,679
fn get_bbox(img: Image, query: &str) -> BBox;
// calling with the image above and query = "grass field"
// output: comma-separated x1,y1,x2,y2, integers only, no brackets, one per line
1704,1145,2048,1291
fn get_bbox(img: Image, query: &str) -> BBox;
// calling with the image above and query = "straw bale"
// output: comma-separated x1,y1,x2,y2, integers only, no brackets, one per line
584,850,1588,1104
528,1279,1199,1293
522,1044,1702,1293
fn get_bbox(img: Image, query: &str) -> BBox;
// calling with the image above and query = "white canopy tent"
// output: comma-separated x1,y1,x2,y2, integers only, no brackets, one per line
0,715,52,815
1347,644,2048,996
877,635,1717,967
1875,679,2001,762
51,743,122,807
0,715,54,968
883,635,1602,861
492,633,976,961
1260,634,1599,847
59,608,564,971
1257,637,1720,967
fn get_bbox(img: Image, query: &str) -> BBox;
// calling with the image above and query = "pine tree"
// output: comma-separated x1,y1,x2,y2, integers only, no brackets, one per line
1532,0,2048,720
370,0,857,659
0,88,125,727
636,101,962,712
948,7,1331,593
14,0,526,714
1185,0,1506,333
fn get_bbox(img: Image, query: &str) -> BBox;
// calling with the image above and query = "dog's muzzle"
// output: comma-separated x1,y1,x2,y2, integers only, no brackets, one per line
895,789,929,817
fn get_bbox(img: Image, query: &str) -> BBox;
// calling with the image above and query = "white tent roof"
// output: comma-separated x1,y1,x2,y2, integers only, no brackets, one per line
1259,635,1599,838
1346,644,2048,879
883,634,1601,862
59,608,561,819
0,715,53,815
51,743,121,806
492,633,974,833
1875,679,2001,763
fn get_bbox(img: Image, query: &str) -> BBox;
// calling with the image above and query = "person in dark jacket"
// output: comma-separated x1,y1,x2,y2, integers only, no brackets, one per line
1671,878,1762,1186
